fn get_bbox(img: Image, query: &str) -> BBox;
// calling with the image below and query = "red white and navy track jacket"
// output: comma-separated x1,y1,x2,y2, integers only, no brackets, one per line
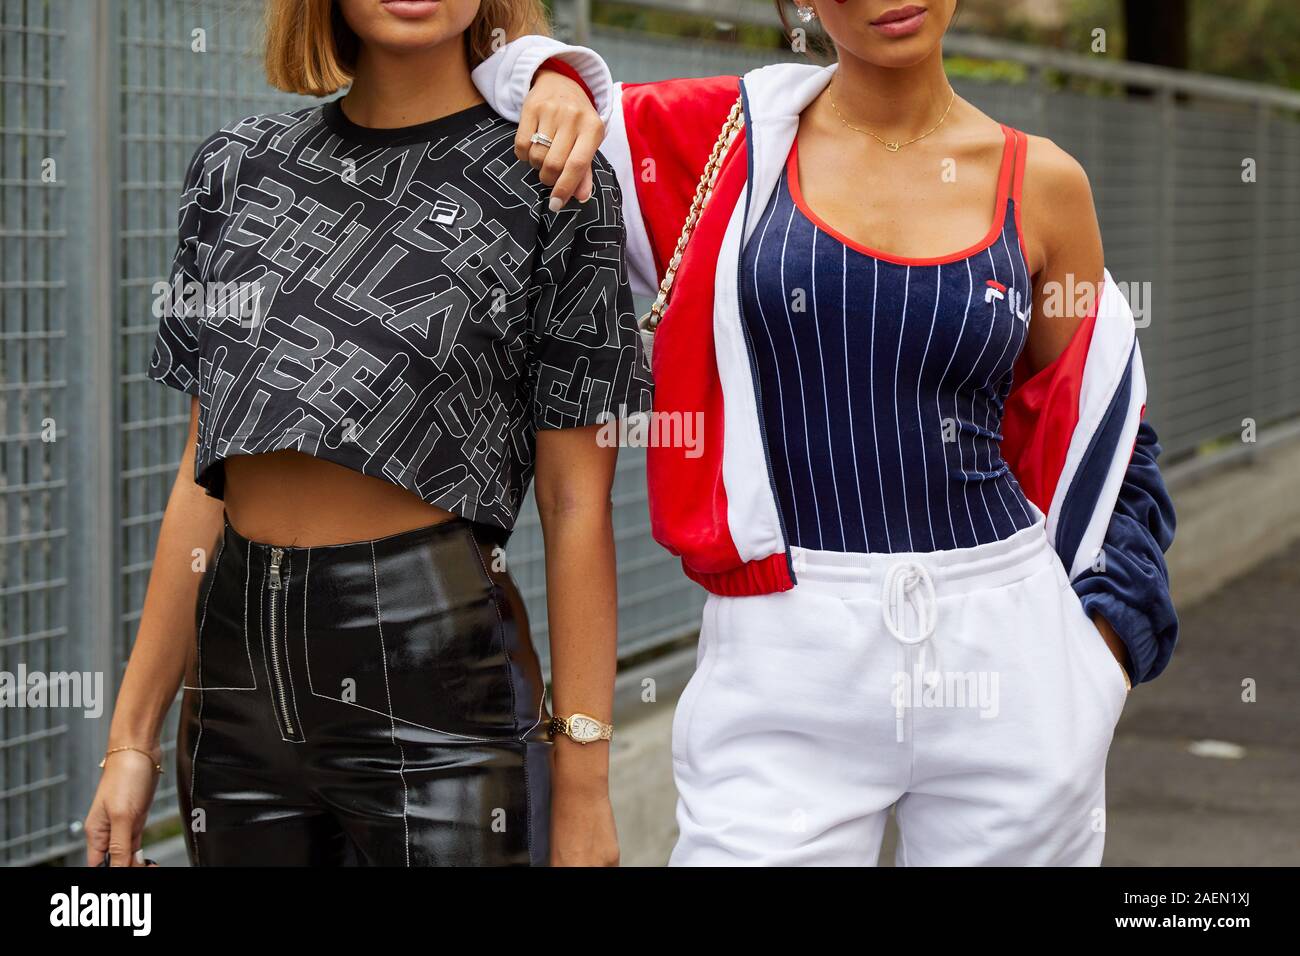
474,39,1177,683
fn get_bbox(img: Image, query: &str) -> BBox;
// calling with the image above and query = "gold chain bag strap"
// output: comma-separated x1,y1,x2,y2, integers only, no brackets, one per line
636,96,745,366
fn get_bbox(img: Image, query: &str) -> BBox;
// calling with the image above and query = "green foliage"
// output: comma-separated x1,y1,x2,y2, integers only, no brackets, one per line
594,1,787,49
1058,0,1124,59
944,56,1028,85
1188,0,1300,90
980,0,1300,91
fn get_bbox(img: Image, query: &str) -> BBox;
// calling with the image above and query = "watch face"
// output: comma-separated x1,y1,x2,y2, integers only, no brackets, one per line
568,715,602,742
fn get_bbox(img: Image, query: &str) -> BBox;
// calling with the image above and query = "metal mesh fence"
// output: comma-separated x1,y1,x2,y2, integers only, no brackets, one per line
114,0,322,843
1,3,1299,865
1,0,71,868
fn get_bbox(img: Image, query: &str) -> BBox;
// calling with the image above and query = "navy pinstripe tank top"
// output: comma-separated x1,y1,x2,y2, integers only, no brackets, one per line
740,124,1037,554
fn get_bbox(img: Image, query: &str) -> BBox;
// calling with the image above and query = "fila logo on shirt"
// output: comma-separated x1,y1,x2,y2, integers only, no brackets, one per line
430,198,461,225
986,279,1029,324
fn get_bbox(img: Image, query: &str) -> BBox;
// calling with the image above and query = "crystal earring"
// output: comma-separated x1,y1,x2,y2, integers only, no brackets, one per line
796,4,817,22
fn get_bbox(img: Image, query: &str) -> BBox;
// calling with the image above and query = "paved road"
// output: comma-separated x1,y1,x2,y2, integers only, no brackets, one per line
1103,537,1300,866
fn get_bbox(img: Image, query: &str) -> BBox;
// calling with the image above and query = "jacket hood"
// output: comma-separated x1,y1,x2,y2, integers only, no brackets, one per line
736,61,838,240
739,60,838,122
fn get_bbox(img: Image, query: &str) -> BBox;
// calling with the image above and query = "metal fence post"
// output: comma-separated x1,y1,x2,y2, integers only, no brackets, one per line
61,0,120,861
572,0,592,46
551,0,591,45
1154,86,1177,422
1248,101,1269,462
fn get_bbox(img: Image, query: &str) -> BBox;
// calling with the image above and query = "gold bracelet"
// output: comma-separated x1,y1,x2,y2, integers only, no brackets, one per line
100,746,163,775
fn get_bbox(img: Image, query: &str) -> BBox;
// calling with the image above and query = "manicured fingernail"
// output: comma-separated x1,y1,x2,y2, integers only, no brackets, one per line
548,197,563,212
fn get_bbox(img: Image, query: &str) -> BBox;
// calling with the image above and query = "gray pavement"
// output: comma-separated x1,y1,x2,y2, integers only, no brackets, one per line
1102,537,1300,866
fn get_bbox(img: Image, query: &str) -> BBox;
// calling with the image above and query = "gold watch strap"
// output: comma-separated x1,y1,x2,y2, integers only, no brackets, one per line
550,713,614,742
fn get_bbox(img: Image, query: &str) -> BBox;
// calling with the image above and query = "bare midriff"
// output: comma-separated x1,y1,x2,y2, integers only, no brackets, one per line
222,450,459,547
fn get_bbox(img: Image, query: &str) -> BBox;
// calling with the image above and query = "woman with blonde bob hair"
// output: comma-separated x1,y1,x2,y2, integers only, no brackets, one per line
84,0,648,867
264,0,546,95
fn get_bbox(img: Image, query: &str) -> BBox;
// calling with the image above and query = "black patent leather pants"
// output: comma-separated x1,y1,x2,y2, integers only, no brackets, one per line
176,513,551,866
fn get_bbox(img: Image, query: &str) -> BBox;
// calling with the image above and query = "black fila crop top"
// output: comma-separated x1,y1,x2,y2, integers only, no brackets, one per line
148,98,653,542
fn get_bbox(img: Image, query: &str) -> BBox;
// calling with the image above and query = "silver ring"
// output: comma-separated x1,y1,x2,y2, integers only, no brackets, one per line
529,132,554,148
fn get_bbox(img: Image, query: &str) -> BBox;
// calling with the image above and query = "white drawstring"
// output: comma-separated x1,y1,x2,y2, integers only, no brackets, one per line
883,561,939,742
882,561,937,647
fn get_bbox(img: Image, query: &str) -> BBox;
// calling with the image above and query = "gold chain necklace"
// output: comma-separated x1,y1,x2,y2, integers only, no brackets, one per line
828,83,957,152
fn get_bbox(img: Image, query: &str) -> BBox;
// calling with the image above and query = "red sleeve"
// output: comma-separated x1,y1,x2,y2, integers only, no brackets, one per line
1001,307,1099,513
535,56,597,110
619,75,741,283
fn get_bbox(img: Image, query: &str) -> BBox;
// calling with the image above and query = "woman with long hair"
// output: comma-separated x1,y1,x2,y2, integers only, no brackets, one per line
83,0,648,867
477,0,1178,864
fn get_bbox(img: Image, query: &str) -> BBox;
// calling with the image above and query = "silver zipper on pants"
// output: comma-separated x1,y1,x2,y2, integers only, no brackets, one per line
266,546,295,737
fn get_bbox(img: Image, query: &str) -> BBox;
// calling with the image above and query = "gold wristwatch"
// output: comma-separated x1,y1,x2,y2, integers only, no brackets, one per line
550,713,614,744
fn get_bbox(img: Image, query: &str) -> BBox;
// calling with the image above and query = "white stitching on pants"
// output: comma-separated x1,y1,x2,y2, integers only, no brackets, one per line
371,541,411,867
298,542,495,743
184,538,258,691
187,530,228,866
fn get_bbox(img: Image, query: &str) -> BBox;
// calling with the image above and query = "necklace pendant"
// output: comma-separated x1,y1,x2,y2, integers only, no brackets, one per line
885,141,901,152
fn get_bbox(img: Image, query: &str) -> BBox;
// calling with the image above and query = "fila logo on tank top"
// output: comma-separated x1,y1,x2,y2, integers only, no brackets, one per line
740,124,1037,554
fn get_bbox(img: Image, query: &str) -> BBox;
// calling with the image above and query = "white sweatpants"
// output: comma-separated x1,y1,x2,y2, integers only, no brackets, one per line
668,519,1130,866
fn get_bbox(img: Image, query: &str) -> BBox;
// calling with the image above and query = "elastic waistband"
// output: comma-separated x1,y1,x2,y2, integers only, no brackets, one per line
790,517,1057,597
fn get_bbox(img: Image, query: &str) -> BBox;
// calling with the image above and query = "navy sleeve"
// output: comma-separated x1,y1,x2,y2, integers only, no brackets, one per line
1070,420,1178,685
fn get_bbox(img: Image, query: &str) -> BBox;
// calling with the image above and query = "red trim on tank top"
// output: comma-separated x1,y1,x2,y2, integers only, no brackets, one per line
1010,127,1031,272
786,123,1019,267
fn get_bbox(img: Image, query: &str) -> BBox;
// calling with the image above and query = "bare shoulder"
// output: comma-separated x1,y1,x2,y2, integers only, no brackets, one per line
1024,133,1090,182
1022,134,1095,211
1020,133,1101,275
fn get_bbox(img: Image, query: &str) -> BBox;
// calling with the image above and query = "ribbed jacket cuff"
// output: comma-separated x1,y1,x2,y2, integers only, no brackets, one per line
1076,589,1157,685
471,36,614,126
681,552,795,596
